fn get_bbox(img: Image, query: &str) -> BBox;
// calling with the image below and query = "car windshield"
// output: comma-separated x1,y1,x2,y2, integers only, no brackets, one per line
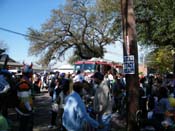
74,64,95,73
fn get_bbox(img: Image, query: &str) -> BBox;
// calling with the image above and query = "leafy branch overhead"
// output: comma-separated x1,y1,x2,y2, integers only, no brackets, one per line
98,0,175,73
145,46,174,73
134,0,175,73
27,0,119,65
135,0,175,47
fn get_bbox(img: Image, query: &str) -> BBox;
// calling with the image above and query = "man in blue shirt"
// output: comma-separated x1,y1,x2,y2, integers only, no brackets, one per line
62,82,103,131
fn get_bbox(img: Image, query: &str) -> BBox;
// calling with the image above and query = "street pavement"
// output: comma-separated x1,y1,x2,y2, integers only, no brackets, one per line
8,89,124,131
9,90,59,131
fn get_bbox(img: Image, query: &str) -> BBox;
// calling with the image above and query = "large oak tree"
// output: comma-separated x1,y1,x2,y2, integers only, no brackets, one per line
27,0,119,66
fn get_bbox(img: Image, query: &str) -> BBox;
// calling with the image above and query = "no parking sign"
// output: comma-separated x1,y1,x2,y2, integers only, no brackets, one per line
123,55,135,74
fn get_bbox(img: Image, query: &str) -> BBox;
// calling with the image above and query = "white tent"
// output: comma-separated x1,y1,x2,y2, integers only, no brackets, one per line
53,64,74,74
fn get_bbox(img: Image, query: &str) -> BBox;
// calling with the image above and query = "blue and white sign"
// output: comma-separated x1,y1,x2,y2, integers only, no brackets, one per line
123,55,135,74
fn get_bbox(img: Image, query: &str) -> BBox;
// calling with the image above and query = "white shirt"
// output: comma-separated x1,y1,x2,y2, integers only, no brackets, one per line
73,74,84,83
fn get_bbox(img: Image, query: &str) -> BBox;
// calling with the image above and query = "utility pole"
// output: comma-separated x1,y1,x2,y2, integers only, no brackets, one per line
121,0,139,131
172,49,175,76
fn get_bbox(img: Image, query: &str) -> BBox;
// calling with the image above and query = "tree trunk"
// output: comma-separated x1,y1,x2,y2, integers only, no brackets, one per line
121,0,139,131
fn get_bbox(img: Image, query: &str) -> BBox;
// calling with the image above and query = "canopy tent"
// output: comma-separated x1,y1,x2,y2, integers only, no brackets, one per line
52,64,74,74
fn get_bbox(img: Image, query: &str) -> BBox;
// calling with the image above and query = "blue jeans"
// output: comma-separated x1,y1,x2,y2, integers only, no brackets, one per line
97,114,112,131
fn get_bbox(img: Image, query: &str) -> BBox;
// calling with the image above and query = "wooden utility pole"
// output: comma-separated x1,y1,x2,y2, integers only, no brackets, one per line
172,49,175,76
121,0,139,131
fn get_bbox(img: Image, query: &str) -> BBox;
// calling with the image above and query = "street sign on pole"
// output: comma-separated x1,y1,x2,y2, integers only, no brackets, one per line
123,55,135,74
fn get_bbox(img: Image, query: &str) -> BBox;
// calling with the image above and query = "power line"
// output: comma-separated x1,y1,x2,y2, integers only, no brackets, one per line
0,27,47,42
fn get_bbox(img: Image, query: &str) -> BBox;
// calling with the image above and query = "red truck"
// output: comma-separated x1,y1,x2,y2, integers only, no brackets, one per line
74,57,123,75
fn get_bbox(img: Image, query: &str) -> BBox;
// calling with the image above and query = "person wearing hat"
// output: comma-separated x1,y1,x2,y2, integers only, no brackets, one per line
62,82,103,131
15,63,34,131
93,72,112,131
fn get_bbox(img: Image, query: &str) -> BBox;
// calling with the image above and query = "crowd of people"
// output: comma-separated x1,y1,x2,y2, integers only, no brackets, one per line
0,63,124,131
46,70,123,131
1,62,175,131
0,64,128,131
0,63,34,131
138,73,175,131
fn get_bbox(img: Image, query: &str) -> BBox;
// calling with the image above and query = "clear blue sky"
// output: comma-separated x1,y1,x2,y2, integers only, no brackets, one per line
0,0,124,66
0,0,65,64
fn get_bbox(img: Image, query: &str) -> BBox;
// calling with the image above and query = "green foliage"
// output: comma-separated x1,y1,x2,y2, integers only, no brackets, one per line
98,0,175,47
96,0,122,39
134,0,175,74
146,46,174,73
135,0,175,47
93,0,175,48
96,0,120,13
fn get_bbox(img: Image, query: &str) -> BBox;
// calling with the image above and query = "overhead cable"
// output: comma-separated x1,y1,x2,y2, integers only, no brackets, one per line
0,27,47,42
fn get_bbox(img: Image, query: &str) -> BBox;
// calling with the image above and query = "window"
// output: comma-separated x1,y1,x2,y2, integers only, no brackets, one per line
74,64,95,73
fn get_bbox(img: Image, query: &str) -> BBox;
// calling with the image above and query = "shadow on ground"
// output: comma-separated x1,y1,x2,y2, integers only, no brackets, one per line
9,91,60,131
